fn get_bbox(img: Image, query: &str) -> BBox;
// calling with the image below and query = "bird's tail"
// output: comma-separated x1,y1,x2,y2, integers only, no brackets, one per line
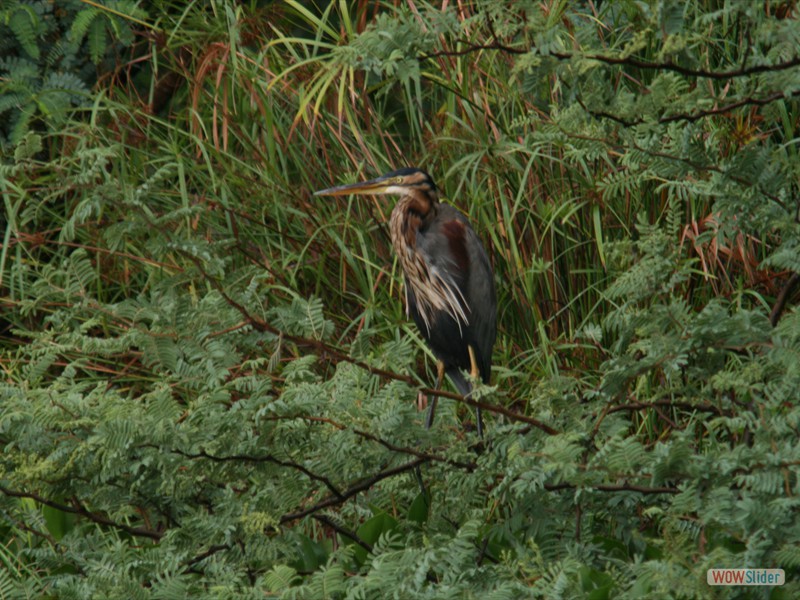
445,367,483,438
446,367,471,397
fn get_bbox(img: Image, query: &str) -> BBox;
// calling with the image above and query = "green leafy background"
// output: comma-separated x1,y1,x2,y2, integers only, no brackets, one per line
1,1,799,598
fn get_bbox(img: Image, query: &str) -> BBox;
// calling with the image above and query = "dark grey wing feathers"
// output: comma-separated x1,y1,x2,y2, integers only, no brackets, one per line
412,203,496,385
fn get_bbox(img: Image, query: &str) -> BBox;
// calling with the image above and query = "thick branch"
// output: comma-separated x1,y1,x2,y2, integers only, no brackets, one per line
770,272,800,326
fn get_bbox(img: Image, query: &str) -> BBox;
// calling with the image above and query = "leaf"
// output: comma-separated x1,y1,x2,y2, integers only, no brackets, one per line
290,534,328,572
87,16,107,65
69,7,100,45
263,565,300,592
13,131,42,161
346,511,399,565
42,505,75,541
9,5,40,60
579,566,615,600
407,492,430,524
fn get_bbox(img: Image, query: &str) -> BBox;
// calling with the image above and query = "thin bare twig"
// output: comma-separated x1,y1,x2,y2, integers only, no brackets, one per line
0,485,163,541
170,448,344,499
314,514,373,553
544,482,679,494
421,41,800,81
280,458,427,524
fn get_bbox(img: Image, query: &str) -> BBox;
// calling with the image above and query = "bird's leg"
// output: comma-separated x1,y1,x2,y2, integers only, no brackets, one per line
416,360,445,503
467,345,484,438
425,360,445,429
468,345,480,381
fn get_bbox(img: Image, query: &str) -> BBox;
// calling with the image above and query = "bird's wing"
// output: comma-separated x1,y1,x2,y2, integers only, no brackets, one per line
418,204,496,380
414,211,472,330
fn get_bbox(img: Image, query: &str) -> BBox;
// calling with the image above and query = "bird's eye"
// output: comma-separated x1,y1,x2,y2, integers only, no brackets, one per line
395,177,403,184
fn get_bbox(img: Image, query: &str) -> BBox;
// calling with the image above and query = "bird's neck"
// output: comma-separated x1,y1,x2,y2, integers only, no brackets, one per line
389,191,434,262
390,191,450,332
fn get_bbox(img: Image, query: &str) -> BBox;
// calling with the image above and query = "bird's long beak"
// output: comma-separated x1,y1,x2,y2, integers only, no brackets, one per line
313,174,395,197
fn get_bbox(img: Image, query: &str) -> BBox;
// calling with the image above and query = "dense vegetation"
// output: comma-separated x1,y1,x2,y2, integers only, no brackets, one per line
2,1,799,598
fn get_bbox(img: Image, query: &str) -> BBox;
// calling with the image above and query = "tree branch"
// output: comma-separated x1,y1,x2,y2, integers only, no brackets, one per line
279,458,426,524
559,51,800,80
606,398,724,416
421,40,800,81
0,485,163,541
251,415,477,469
171,448,344,499
351,428,476,471
185,544,230,568
659,89,799,123
179,249,559,436
544,482,679,494
582,89,800,126
770,272,800,326
313,514,373,554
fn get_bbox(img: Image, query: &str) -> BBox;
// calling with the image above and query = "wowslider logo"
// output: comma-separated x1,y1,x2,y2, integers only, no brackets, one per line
707,569,785,586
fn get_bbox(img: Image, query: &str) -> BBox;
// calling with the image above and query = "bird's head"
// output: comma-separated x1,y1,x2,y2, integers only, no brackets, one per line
314,168,439,203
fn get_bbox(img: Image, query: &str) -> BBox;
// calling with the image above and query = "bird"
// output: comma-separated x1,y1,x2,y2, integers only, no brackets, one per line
314,167,496,437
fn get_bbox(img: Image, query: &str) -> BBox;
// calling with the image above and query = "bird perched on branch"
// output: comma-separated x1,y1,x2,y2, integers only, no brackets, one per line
314,168,496,437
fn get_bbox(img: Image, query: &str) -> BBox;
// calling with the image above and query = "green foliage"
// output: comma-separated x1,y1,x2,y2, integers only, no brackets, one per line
2,0,800,598
0,0,144,145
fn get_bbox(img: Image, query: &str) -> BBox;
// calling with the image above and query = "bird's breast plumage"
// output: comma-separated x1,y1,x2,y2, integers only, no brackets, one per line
389,198,471,336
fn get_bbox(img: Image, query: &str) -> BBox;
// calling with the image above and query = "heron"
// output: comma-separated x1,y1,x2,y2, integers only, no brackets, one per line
314,167,496,437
